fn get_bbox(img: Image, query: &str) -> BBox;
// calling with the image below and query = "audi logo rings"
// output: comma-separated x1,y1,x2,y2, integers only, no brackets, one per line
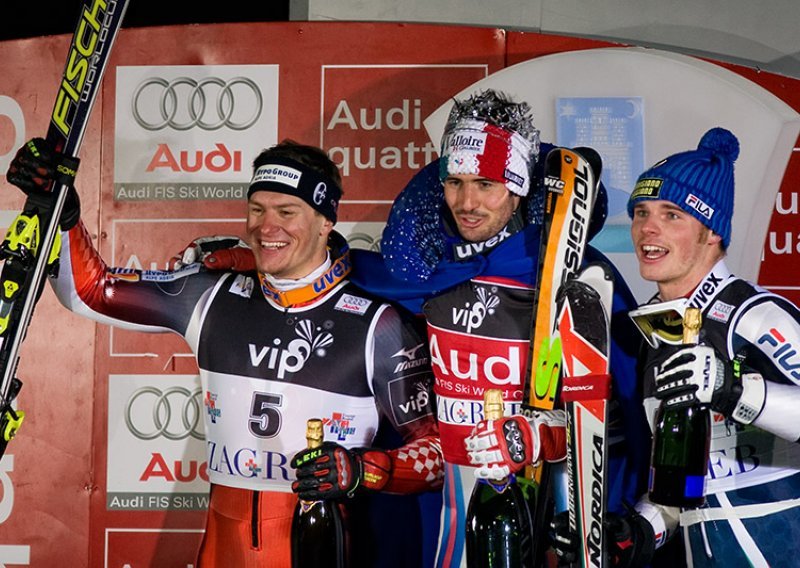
125,386,204,441
132,76,263,131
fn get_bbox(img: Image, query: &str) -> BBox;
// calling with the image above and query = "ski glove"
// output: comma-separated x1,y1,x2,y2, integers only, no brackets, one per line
6,138,81,230
654,345,766,423
465,410,566,481
169,235,255,271
550,509,655,567
291,441,392,500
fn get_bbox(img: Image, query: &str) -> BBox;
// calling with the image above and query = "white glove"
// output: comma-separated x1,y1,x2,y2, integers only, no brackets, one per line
655,345,765,424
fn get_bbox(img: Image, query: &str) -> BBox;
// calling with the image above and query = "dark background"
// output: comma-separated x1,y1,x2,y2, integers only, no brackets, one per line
0,1,290,41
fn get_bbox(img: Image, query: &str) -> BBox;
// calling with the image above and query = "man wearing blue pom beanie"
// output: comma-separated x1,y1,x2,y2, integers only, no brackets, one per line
623,127,800,566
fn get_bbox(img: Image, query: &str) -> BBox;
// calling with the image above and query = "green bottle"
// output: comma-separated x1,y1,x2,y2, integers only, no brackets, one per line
649,307,711,507
291,418,349,568
466,389,534,568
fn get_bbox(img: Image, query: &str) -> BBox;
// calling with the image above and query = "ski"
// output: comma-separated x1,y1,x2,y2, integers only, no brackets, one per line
0,0,130,459
519,146,601,562
558,263,613,568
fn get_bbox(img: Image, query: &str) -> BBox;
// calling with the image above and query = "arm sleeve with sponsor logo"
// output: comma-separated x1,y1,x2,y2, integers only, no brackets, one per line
49,222,225,336
731,294,800,441
368,304,443,493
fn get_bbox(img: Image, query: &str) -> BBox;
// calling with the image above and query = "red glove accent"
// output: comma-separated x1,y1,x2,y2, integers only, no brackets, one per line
384,435,444,493
204,247,257,272
168,236,254,272
536,411,567,463
355,448,392,491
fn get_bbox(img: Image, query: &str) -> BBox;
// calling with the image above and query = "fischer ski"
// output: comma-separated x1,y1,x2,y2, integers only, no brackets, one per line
519,146,602,562
558,263,613,568
0,0,130,459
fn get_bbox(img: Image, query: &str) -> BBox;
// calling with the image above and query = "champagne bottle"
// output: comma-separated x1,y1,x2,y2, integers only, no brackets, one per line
291,418,348,568
648,307,711,507
466,389,534,568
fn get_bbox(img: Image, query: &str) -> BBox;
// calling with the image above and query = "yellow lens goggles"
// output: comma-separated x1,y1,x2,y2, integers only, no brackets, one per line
628,298,689,348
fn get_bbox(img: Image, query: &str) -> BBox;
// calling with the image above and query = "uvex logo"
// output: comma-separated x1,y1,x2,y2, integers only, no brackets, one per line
757,328,800,381
688,272,724,310
453,227,512,260
249,320,333,379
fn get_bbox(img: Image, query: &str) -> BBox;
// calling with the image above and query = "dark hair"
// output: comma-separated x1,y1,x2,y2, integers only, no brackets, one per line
252,139,342,192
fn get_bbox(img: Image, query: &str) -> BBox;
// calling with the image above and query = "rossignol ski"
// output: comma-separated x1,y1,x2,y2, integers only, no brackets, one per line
558,263,613,568
0,0,130,459
520,146,601,562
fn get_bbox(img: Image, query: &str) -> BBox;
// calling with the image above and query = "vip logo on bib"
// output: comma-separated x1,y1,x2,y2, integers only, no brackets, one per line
389,377,432,425
451,286,500,333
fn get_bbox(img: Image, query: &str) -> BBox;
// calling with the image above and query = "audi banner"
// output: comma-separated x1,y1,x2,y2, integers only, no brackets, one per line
0,21,798,568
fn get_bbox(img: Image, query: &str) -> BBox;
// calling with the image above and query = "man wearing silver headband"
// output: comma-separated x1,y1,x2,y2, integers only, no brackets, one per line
5,138,444,566
369,89,651,567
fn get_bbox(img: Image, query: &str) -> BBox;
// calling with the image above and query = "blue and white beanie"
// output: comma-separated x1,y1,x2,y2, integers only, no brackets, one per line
627,127,739,247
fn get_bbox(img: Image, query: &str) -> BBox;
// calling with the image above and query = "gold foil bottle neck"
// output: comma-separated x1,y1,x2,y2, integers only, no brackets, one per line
305,418,323,449
683,307,701,345
483,389,504,421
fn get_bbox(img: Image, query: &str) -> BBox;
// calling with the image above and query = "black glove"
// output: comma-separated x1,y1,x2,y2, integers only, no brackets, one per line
290,441,392,500
550,509,655,567
654,344,742,417
6,138,81,230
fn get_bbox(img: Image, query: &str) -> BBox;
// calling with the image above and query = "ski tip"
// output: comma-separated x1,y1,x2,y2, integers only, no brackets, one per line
572,147,603,180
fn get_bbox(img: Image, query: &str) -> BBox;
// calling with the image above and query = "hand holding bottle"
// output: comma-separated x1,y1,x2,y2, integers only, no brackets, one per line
653,343,765,423
291,441,392,499
465,409,566,480
649,307,711,507
465,390,535,568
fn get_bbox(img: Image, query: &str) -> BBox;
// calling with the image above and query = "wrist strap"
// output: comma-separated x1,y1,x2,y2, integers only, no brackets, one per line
55,155,80,186
733,372,766,424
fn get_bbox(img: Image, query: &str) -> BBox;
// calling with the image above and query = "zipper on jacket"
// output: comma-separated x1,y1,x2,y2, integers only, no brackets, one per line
251,490,260,549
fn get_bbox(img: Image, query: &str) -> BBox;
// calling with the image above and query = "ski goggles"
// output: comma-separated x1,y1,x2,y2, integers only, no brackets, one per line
628,298,689,348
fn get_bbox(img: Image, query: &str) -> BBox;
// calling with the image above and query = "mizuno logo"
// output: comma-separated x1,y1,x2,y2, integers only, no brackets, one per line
392,344,429,373
392,344,426,361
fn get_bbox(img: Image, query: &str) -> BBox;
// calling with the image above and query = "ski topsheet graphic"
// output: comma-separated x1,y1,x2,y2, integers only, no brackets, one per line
0,0,130,458
559,263,613,568
520,146,601,562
